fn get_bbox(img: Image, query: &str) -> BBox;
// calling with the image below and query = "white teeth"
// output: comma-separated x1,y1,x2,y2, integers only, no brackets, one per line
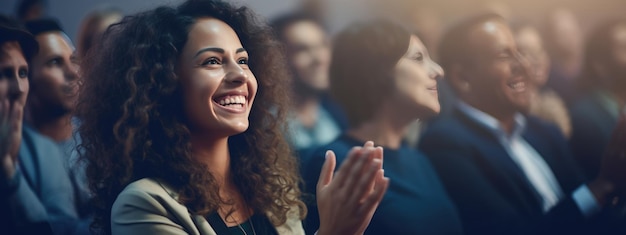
509,81,525,90
216,95,246,106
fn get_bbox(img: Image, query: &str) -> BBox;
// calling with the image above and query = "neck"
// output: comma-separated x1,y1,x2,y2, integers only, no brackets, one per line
293,95,320,129
347,104,413,149
190,134,231,186
31,112,74,142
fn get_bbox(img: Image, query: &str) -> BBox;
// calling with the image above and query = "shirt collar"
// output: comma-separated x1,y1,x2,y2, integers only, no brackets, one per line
457,101,526,139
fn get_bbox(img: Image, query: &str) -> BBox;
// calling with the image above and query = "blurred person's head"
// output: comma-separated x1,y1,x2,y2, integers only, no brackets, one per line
330,19,443,128
0,15,38,155
439,14,532,118
580,19,626,95
272,13,330,98
544,8,583,70
77,7,123,60
514,24,551,88
25,19,78,118
16,0,46,22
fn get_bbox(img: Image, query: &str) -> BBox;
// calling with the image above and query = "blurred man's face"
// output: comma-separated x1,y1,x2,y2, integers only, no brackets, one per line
30,31,78,115
283,20,331,93
462,20,532,115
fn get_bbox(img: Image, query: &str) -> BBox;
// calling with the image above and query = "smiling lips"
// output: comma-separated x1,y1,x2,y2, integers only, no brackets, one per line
215,95,247,108
427,85,438,95
508,80,526,92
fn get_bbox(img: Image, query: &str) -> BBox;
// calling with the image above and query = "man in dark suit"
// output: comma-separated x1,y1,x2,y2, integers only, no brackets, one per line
419,14,626,235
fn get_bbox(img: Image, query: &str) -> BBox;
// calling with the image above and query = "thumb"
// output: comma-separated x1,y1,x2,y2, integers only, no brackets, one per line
317,150,336,191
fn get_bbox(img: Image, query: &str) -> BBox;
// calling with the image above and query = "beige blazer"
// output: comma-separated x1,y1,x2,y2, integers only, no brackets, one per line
111,178,305,235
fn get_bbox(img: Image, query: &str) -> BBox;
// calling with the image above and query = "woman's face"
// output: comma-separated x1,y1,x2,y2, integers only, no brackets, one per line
176,17,258,138
390,35,443,118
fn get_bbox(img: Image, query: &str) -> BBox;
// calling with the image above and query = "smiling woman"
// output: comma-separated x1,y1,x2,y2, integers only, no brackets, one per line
76,0,388,235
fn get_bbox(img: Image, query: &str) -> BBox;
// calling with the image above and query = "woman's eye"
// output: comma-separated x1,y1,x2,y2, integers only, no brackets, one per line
48,58,62,66
238,58,248,65
201,57,220,66
413,53,424,62
18,69,28,78
412,52,424,62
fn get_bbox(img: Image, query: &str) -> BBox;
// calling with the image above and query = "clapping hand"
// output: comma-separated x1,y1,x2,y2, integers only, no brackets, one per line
0,82,20,181
597,114,626,197
315,141,389,235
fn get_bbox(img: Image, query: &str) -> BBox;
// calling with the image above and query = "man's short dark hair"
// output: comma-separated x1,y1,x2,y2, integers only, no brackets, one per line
438,13,505,71
24,18,65,36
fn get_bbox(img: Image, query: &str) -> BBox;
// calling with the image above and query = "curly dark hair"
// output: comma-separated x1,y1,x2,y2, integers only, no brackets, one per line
329,19,410,128
75,0,304,234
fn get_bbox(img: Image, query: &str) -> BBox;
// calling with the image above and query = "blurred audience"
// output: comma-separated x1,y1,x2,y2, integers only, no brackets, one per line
271,13,348,151
0,15,78,235
513,23,572,138
2,0,626,234
76,6,123,60
420,13,626,235
570,19,626,180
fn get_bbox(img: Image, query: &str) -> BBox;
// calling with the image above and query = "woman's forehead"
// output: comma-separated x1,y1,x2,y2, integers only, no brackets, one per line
184,17,244,51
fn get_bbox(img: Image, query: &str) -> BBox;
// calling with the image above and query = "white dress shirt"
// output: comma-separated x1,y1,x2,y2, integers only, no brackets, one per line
457,101,600,216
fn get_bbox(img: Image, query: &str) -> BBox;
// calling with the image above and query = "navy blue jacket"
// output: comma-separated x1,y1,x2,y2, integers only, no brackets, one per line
419,107,588,235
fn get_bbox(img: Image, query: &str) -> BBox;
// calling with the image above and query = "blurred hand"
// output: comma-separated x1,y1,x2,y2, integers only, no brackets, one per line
601,115,626,191
0,82,20,181
590,114,626,204
316,141,389,235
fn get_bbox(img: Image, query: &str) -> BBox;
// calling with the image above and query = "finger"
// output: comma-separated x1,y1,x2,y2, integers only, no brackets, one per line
0,99,8,123
331,146,363,187
340,147,375,194
317,150,337,191
0,99,11,145
348,157,382,204
363,141,374,148
358,170,389,215
371,146,383,166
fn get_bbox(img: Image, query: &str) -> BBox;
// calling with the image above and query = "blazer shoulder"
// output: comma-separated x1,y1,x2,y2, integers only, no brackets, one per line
112,178,207,235
112,178,181,218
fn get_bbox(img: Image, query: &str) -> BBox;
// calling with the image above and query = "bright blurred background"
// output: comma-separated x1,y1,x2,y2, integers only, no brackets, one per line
2,0,625,43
